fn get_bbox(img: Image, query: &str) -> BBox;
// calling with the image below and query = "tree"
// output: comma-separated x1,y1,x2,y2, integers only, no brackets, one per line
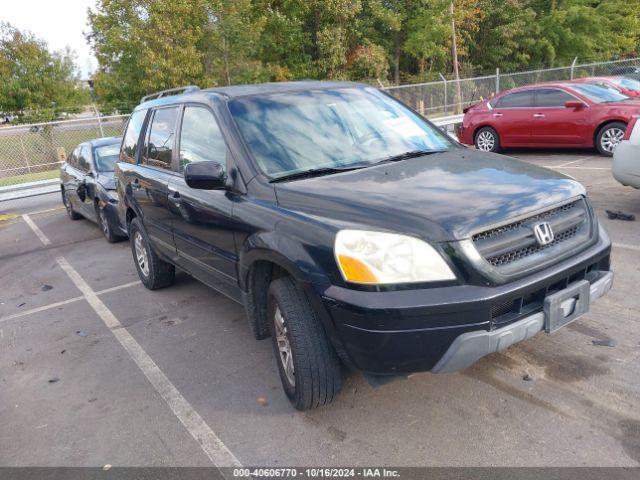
88,0,210,112
0,23,88,122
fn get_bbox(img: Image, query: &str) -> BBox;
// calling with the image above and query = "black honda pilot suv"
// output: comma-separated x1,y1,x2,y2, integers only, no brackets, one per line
115,81,613,410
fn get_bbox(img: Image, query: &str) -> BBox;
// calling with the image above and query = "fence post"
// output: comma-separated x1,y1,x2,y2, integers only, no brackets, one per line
19,137,32,174
438,73,447,114
93,104,105,137
570,57,578,79
495,68,500,94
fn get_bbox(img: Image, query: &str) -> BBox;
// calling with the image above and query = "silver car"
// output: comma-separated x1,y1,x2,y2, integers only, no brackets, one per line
613,116,640,188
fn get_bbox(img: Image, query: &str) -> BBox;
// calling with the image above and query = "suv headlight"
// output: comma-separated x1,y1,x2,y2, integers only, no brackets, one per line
334,230,456,285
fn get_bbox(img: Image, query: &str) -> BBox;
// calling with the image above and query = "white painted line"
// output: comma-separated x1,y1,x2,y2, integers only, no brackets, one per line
22,214,51,246
614,242,640,252
55,257,242,468
0,280,142,324
96,280,142,295
551,166,609,171
0,296,83,323
545,159,583,168
20,214,241,469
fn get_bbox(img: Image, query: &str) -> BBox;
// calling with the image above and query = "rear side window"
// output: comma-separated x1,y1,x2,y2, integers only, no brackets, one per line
178,106,228,171
78,145,91,172
68,147,80,168
142,107,179,170
535,89,575,107
120,109,147,163
495,91,534,108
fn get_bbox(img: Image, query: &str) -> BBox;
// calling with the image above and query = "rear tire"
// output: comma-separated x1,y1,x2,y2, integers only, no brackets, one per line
267,277,342,410
62,189,82,220
596,122,626,156
474,126,501,153
95,202,121,243
128,217,175,290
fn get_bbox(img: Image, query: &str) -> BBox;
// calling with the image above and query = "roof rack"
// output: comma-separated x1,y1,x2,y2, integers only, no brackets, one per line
140,85,200,103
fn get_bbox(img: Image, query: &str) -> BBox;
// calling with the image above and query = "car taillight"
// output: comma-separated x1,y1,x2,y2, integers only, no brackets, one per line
624,117,638,141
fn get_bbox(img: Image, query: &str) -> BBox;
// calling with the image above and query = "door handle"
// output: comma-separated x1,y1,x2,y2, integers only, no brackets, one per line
493,113,503,117
168,191,181,207
533,113,545,118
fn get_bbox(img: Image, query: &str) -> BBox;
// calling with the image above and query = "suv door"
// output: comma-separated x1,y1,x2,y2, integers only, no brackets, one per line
168,104,240,300
76,144,98,219
491,90,534,146
530,88,590,145
125,106,180,260
61,146,82,207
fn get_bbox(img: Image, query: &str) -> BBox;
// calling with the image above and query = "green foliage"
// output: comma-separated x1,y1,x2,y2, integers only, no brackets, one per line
86,0,640,106
0,23,89,122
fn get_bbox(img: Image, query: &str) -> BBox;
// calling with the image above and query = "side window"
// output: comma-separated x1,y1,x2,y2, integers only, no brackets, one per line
120,109,147,164
142,107,179,170
535,89,575,107
78,145,91,172
496,91,534,108
178,106,229,171
68,147,80,168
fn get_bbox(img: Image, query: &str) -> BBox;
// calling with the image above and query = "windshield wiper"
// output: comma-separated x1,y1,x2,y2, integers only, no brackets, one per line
371,149,443,165
269,165,366,183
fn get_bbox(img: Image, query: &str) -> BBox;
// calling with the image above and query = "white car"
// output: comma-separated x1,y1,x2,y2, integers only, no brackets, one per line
613,116,640,189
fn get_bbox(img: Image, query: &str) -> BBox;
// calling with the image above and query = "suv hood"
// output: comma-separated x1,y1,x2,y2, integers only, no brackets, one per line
274,149,586,242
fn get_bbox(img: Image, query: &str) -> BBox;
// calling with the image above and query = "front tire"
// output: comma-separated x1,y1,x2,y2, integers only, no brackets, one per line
596,122,626,156
267,277,342,410
474,126,501,153
62,189,82,220
128,217,175,290
95,203,121,243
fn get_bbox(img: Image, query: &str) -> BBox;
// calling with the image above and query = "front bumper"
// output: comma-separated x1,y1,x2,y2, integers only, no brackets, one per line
322,232,611,374
432,270,612,373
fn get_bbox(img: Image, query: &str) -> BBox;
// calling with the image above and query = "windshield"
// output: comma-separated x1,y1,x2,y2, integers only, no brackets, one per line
610,77,640,92
571,83,630,103
94,143,120,172
228,87,455,179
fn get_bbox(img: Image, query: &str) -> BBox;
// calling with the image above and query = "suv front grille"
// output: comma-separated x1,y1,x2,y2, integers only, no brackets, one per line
472,198,593,275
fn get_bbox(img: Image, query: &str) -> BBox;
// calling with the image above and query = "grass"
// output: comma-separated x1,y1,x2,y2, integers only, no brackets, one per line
0,169,59,187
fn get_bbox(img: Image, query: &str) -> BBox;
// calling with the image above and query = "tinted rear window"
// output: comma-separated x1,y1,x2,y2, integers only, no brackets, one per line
120,109,147,163
496,91,534,108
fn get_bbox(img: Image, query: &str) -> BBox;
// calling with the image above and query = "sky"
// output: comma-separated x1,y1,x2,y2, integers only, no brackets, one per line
2,0,98,78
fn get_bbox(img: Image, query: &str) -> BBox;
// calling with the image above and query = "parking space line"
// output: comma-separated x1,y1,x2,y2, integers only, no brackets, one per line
550,166,609,170
22,214,51,246
614,242,640,252
21,214,241,469
1,296,83,324
0,281,141,324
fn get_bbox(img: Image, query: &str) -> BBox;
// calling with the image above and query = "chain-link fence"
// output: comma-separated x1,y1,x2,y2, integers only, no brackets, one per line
0,115,129,188
384,57,640,117
1,56,640,196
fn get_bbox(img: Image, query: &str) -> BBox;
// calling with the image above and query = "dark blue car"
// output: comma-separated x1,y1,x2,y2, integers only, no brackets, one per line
60,136,127,242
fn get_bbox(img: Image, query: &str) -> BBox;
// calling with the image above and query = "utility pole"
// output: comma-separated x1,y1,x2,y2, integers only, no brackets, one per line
450,1,462,114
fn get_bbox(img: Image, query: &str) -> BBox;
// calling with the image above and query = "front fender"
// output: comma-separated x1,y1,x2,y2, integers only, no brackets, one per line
238,230,332,293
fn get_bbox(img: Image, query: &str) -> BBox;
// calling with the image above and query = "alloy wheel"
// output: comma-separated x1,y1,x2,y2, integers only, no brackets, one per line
274,306,295,387
600,127,625,153
476,131,495,151
134,231,150,277
99,208,109,237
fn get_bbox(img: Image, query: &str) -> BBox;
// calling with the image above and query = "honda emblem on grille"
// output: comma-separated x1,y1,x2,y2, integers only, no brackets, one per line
532,221,554,246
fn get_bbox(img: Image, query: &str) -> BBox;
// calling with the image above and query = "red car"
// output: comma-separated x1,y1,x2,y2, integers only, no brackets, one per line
572,76,640,98
457,82,640,156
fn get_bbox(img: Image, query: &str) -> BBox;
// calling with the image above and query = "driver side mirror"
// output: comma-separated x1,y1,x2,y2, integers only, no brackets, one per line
565,100,585,109
184,160,227,190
